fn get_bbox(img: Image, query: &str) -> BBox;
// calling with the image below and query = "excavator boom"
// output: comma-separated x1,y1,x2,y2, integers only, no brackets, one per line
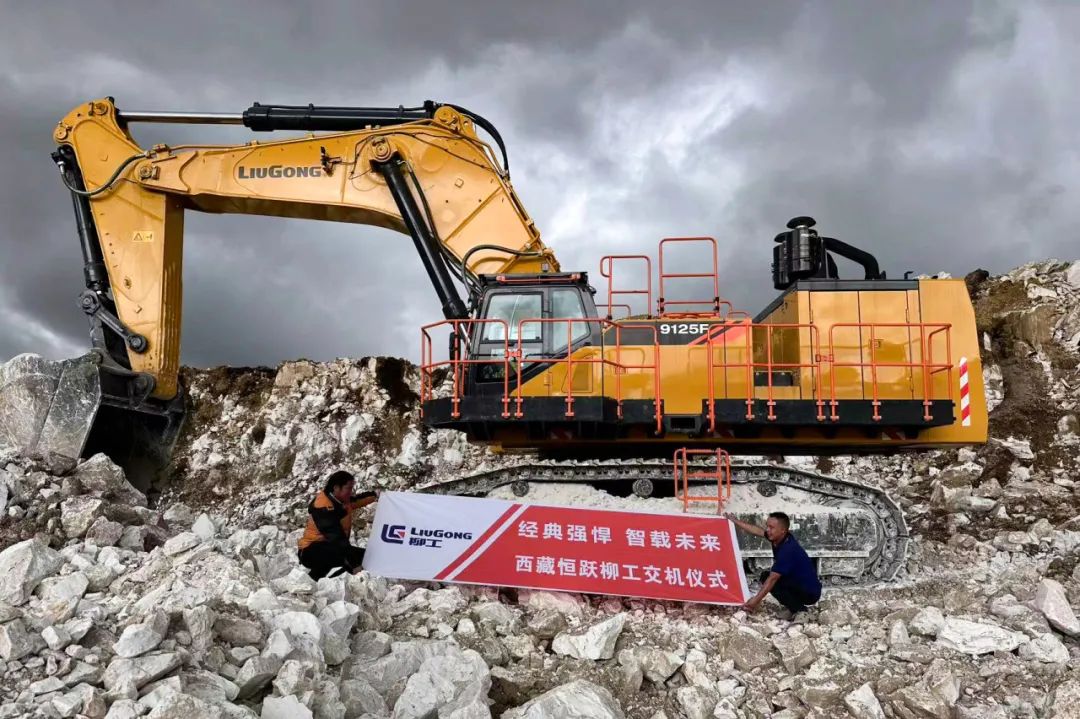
52,97,557,406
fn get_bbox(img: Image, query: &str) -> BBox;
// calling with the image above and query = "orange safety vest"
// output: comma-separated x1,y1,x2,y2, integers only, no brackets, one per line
298,490,376,551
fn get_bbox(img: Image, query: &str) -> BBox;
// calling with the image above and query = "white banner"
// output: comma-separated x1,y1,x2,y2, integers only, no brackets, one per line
363,491,749,605
362,491,523,581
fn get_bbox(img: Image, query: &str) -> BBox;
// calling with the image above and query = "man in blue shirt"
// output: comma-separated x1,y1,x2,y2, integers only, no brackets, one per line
726,511,822,617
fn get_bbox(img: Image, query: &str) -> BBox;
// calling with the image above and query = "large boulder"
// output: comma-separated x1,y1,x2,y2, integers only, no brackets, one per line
74,453,147,506
1033,579,1080,637
114,612,169,658
0,538,62,606
724,627,776,671
0,353,101,462
61,495,107,538
502,680,624,719
935,619,1025,655
0,619,37,661
391,646,491,719
103,652,183,693
551,614,626,661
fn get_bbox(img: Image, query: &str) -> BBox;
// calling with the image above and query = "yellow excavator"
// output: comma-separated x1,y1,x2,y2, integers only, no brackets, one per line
35,97,986,584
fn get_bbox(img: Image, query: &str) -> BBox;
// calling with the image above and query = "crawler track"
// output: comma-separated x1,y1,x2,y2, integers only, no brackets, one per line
422,461,908,585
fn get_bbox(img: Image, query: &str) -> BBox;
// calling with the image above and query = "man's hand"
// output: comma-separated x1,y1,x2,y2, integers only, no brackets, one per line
742,598,760,613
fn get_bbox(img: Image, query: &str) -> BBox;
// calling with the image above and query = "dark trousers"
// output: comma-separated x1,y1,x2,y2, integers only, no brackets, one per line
759,571,820,613
299,542,365,581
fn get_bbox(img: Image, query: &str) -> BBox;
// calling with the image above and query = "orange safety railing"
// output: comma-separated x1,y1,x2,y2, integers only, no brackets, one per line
658,237,721,317
420,319,512,420
673,448,732,513
599,255,652,320
514,318,663,433
827,323,953,422
704,322,826,426
421,316,955,432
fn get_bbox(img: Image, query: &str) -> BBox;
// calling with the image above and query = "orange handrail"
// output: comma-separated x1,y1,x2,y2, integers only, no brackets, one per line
704,322,825,427
673,447,731,514
419,319,512,419
599,255,652,319
827,322,953,422
513,317,663,433
658,237,721,317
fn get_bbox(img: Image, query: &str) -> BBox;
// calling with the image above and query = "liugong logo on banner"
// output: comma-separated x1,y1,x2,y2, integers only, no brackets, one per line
380,523,473,548
363,492,749,605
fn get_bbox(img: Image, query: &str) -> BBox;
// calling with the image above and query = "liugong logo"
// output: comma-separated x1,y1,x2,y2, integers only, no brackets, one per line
380,525,406,544
380,524,473,549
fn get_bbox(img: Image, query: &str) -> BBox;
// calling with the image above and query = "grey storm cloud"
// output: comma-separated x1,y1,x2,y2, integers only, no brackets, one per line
0,1,1077,367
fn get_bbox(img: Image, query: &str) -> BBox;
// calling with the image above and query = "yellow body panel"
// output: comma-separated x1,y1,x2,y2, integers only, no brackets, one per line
511,279,986,452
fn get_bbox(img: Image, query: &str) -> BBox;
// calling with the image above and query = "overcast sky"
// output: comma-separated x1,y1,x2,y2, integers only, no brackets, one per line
1,1,1077,368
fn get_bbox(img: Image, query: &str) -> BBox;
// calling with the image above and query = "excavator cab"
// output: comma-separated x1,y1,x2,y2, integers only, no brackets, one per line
466,274,600,391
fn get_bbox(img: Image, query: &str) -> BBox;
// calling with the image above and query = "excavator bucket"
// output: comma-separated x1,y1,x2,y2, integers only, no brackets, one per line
0,352,183,487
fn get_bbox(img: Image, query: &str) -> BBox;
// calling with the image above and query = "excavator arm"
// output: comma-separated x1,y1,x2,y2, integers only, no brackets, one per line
52,97,559,402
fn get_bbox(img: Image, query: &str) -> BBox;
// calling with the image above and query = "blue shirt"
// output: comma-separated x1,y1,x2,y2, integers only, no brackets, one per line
771,533,821,596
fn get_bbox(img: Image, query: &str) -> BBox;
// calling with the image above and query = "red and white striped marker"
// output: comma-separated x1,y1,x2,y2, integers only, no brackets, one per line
881,430,904,441
958,356,971,426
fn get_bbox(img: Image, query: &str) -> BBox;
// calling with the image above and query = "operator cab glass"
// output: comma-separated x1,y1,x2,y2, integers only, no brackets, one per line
470,275,599,387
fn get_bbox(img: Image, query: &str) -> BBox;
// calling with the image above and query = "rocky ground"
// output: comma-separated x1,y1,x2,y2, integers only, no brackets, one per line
0,260,1078,718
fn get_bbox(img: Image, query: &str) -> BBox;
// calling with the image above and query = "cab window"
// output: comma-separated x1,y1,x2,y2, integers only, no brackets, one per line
482,293,542,342
551,288,590,350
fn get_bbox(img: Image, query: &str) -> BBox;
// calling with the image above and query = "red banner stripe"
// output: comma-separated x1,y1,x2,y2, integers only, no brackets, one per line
435,503,522,580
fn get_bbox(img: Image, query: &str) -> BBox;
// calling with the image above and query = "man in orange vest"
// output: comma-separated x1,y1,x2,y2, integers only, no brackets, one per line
297,470,378,580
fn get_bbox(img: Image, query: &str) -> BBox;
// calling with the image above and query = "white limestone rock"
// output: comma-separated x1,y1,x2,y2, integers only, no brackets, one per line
262,695,313,719
319,601,361,638
61,495,110,539
936,618,1025,655
676,686,717,719
551,613,626,661
114,611,169,658
621,647,684,684
845,683,886,719
235,655,283,699
0,538,62,605
391,647,491,719
502,679,624,719
144,691,225,719
1033,579,1080,636
75,453,147,506
103,652,183,693
0,618,36,661
339,677,388,717
192,513,217,541
163,532,202,556
1018,633,1069,664
772,631,816,673
43,624,72,651
909,607,946,637
37,572,89,604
